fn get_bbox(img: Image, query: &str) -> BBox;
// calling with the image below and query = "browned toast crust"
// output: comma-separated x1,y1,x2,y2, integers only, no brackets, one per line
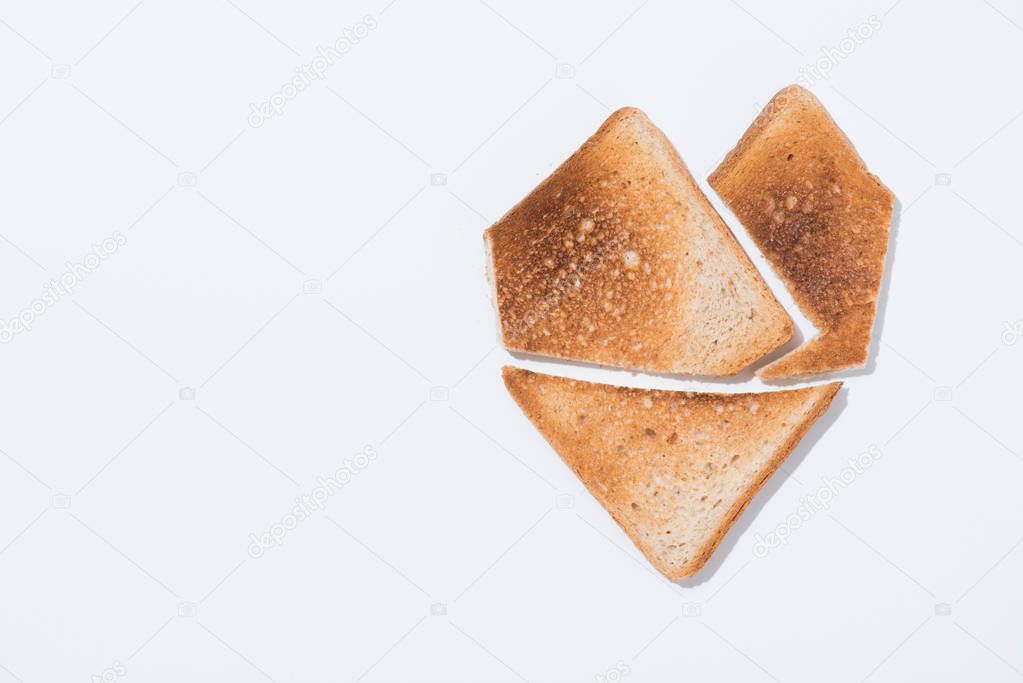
709,86,895,378
486,107,792,376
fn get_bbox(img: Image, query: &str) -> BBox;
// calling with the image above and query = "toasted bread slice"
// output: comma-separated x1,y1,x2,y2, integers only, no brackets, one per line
709,85,895,378
485,107,792,376
503,366,840,580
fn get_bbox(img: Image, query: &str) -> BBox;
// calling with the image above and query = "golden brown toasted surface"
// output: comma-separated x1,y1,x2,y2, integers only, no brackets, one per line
502,366,841,580
709,85,895,378
486,107,792,376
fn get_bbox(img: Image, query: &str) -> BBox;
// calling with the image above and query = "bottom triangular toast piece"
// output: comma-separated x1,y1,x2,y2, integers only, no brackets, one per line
503,367,841,580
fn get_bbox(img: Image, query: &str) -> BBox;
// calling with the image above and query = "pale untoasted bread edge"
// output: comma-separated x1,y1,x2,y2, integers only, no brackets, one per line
662,380,842,579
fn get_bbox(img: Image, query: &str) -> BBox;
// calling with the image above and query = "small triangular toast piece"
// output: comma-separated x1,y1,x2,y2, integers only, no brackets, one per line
503,366,840,580
485,107,792,376
709,85,895,378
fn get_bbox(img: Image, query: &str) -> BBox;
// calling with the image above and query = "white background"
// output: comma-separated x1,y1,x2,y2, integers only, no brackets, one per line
1,1,1021,681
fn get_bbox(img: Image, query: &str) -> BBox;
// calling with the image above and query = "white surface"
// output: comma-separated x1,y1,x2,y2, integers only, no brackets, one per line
1,1,1021,681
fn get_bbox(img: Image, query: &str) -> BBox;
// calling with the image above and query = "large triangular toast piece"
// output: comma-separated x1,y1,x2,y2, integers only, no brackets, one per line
485,107,792,376
503,366,840,580
709,85,895,378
